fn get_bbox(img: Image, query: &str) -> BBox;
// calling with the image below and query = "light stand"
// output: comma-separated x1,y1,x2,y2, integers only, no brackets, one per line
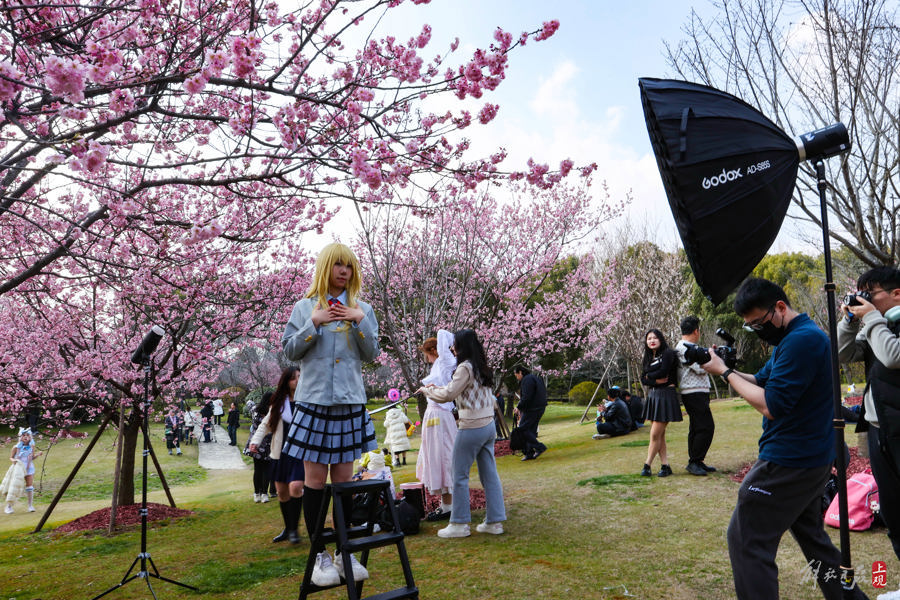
91,328,198,600
814,158,856,593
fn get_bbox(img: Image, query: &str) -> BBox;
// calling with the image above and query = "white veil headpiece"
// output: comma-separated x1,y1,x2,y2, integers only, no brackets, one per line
421,329,456,388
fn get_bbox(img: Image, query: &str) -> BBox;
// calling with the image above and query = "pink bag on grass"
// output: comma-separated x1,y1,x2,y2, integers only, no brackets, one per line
825,470,879,531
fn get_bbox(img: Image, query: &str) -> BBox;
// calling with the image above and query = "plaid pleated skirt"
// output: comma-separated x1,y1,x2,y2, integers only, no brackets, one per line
282,402,377,465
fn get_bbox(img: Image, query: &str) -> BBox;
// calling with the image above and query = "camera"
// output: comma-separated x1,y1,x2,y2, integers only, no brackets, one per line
842,290,871,306
682,328,738,369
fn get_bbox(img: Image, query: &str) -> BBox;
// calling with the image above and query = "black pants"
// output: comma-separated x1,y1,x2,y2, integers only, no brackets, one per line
227,425,237,445
252,457,270,495
869,425,900,561
595,422,628,437
728,460,867,600
681,391,714,463
518,408,546,456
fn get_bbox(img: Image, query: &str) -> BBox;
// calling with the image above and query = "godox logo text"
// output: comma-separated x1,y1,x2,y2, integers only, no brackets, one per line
702,167,743,189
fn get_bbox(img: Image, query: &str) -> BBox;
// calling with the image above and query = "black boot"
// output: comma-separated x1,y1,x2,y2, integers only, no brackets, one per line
303,486,326,551
287,496,302,544
272,500,291,542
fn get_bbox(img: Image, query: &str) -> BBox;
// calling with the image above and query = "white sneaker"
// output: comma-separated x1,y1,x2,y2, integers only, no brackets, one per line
27,505,35,512
260,494,268,503
592,433,610,440
334,552,369,581
253,493,261,503
475,521,504,535
4,505,12,514
311,551,341,587
437,522,470,538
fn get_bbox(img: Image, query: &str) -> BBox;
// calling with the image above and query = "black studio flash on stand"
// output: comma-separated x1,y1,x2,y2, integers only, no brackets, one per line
130,325,165,365
93,325,198,600
639,78,856,595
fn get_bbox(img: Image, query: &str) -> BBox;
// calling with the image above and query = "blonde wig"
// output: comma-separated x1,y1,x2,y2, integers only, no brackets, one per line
306,242,362,308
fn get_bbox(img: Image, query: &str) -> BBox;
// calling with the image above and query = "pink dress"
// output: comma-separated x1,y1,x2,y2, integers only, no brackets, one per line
415,330,458,495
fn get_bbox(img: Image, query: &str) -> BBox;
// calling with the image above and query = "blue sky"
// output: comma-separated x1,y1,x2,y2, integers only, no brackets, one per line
318,0,815,254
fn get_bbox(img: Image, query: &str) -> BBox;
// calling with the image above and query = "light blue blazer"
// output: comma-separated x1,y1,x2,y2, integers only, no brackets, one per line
281,297,380,406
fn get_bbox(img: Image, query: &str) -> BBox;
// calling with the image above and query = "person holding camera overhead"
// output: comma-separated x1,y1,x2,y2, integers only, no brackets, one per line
639,328,682,477
838,267,900,585
674,316,716,476
701,278,867,600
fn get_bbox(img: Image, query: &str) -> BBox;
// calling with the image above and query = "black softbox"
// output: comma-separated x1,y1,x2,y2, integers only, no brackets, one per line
639,78,799,304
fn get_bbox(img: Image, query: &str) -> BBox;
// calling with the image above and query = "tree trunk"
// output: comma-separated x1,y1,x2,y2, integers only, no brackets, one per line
117,409,141,506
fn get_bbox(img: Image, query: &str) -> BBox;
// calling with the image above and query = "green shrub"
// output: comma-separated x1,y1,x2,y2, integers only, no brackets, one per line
568,381,601,405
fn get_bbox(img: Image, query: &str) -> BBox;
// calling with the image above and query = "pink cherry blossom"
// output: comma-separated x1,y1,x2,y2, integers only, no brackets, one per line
43,56,87,103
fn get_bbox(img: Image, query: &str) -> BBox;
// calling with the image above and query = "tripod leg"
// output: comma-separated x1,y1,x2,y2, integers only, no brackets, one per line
89,556,141,600
146,555,200,591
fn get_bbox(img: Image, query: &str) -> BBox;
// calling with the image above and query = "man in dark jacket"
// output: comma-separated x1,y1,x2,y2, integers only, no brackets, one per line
593,388,633,439
513,366,548,461
622,390,644,429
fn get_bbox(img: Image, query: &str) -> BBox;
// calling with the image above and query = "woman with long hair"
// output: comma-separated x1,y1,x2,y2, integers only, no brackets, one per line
417,329,506,538
281,242,380,586
249,366,305,543
639,328,682,477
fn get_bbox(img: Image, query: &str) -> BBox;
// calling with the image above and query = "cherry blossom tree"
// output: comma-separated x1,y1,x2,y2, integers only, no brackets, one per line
0,0,568,504
355,178,628,415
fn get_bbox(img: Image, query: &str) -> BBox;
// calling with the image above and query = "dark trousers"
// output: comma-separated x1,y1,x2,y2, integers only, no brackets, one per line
227,425,237,445
252,457,270,495
728,460,868,600
681,391,714,463
518,408,546,456
596,422,628,437
869,425,900,561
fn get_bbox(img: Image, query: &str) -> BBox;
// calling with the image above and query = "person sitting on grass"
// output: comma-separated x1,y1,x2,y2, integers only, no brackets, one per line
593,387,633,439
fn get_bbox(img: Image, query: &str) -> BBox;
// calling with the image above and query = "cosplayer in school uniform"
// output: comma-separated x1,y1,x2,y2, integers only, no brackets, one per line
3,428,42,513
418,329,506,538
281,242,380,587
415,329,458,521
249,367,305,544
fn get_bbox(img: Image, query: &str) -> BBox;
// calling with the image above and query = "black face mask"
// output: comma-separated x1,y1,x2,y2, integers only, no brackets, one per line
754,319,787,346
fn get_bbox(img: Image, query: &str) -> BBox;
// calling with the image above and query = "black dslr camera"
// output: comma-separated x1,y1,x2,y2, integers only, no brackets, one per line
842,290,871,306
682,328,738,369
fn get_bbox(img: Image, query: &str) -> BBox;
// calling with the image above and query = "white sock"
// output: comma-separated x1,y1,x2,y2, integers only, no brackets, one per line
441,502,452,513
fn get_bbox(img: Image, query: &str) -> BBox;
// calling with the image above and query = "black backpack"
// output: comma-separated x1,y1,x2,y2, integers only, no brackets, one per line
509,427,526,452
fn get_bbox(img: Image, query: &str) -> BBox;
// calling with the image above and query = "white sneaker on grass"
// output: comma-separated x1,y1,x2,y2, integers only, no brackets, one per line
27,505,35,512
253,493,260,503
335,552,369,581
475,521,504,535
4,505,12,514
260,494,268,503
311,551,341,587
437,522,470,538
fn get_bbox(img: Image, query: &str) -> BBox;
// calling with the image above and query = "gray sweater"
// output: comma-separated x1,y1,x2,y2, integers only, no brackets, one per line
837,310,900,426
674,340,711,394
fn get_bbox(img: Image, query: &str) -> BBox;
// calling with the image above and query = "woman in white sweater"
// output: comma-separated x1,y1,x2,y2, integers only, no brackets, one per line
418,329,506,538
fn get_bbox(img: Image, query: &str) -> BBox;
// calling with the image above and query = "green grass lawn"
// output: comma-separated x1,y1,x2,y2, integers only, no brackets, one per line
1,401,898,599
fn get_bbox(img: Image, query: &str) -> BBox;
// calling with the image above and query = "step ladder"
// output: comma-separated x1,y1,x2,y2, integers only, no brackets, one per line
299,479,418,600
